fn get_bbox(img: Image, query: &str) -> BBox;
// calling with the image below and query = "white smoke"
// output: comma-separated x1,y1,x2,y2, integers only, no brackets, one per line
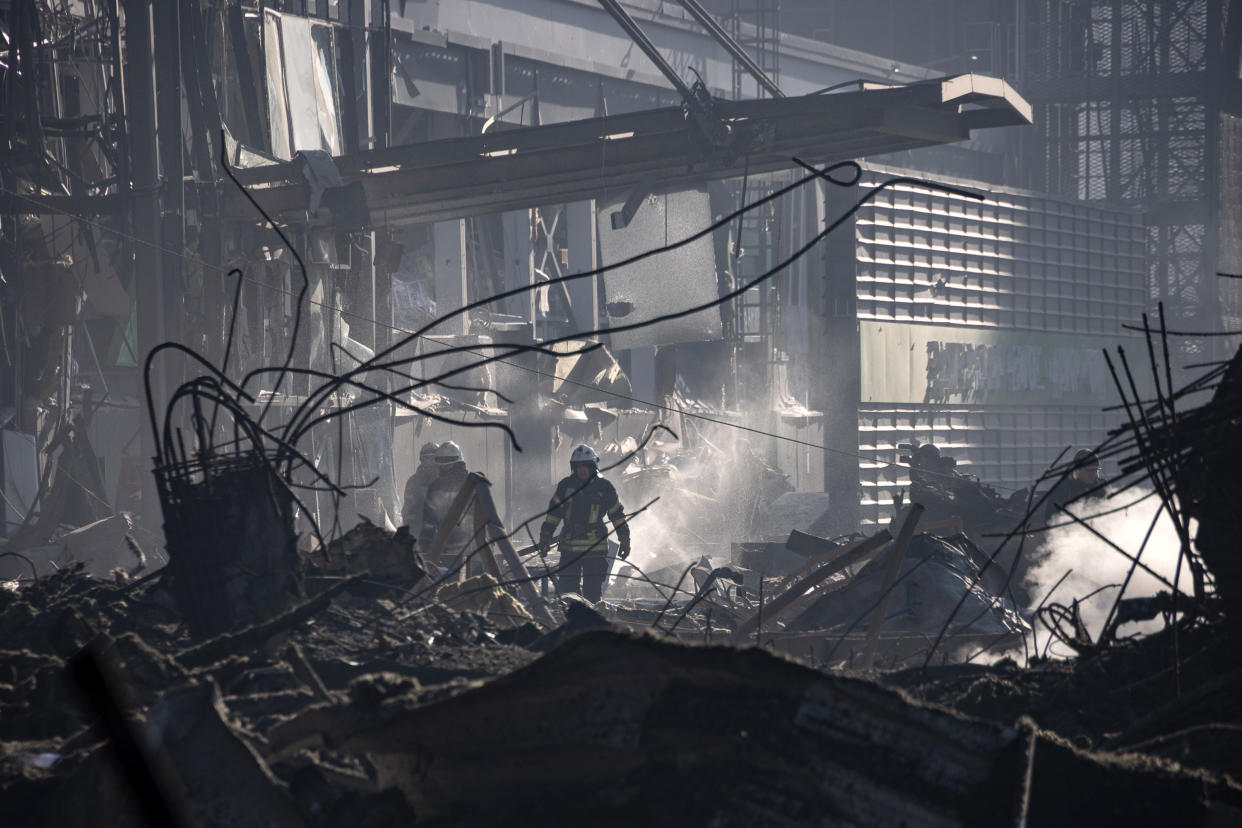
609,420,782,595
1022,489,1197,659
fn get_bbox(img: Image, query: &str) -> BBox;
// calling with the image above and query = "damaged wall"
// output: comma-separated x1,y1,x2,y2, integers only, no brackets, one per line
811,164,1149,527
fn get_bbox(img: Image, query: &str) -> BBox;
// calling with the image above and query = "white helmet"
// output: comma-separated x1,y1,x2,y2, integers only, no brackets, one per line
435,441,464,465
570,444,599,467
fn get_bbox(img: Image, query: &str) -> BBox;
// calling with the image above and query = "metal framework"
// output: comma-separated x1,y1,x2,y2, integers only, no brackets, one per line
728,0,781,101
0,0,130,436
1020,0,1221,351
230,75,1033,225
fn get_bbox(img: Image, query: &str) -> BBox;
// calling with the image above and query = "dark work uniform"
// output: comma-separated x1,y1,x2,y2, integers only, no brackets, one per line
420,464,474,566
540,472,629,602
401,462,438,529
1042,474,1106,524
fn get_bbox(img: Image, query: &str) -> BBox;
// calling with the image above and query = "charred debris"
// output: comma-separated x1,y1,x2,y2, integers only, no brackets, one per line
3,0,1242,824
1,164,1240,824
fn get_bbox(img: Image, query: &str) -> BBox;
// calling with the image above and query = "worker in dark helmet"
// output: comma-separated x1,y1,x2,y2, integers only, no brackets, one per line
909,442,953,506
419,441,475,566
401,441,440,529
538,444,630,603
904,440,1016,533
1043,449,1106,524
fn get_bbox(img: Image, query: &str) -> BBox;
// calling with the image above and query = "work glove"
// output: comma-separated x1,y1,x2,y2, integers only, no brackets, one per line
617,539,631,560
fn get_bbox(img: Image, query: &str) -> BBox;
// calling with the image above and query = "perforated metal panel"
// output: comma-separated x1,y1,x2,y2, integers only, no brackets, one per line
597,188,724,351
853,170,1148,337
843,166,1145,526
856,405,1119,528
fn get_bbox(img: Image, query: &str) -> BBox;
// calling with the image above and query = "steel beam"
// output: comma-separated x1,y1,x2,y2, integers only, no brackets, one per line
227,75,1031,227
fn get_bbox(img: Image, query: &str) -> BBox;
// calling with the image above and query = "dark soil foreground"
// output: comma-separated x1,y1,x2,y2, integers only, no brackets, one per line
1,566,1239,827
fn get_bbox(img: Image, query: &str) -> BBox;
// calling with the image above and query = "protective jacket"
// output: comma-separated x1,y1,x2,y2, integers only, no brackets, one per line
1042,474,1106,524
401,463,438,529
420,464,473,557
540,472,629,549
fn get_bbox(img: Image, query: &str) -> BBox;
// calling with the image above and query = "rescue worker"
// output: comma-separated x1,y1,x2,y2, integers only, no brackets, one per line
1043,449,1106,524
419,441,474,565
538,444,630,603
908,442,954,508
401,441,440,529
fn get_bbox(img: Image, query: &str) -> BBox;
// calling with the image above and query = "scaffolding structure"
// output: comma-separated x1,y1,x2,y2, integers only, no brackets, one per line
1019,0,1224,356
722,0,782,403
727,0,781,101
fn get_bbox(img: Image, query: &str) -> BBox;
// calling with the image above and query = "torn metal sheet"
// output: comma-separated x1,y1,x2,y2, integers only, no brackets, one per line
262,10,292,160
263,628,1242,825
309,24,342,156
264,10,341,158
280,15,324,154
549,340,631,406
788,533,1029,638
598,187,723,350
269,629,1020,823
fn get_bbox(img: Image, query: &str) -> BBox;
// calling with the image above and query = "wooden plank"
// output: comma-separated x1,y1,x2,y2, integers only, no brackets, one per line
470,473,561,629
731,529,893,644
778,532,867,592
424,475,477,571
472,497,503,579
858,504,925,671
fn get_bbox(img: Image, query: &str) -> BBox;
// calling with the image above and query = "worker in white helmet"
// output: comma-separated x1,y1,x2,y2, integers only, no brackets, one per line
538,444,630,602
401,441,441,530
419,441,474,566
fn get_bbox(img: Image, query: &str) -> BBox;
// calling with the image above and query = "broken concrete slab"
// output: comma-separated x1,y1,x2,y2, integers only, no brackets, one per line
266,629,1242,825
756,491,832,542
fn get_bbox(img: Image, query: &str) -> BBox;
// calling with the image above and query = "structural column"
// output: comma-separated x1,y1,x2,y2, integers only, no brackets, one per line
153,0,184,361
432,220,468,335
122,0,165,540
816,179,861,535
565,200,598,336
500,210,535,323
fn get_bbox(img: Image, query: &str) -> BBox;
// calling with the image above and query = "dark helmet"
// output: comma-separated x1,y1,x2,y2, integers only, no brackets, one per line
1072,449,1100,469
915,443,941,463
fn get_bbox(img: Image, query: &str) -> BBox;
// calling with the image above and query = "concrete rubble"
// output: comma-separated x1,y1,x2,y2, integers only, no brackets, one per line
1,0,1239,822
1,512,1240,826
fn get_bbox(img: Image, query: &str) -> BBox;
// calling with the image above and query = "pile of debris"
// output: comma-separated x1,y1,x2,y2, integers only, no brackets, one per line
5,318,1242,823
1,510,1239,825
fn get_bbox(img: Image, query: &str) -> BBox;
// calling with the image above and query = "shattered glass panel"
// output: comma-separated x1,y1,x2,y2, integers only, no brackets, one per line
598,188,723,351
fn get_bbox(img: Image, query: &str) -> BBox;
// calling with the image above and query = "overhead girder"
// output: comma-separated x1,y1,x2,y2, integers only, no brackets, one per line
222,73,1031,227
